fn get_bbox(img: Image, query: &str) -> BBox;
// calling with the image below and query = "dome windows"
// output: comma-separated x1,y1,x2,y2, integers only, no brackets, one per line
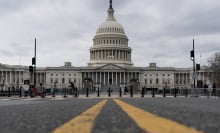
97,26,125,34
93,37,128,46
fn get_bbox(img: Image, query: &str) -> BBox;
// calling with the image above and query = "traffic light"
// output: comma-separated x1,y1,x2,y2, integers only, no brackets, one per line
190,50,194,60
32,57,36,67
196,64,200,71
29,66,33,72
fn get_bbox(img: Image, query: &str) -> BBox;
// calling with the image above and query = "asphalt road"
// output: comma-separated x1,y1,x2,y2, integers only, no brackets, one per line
0,97,219,133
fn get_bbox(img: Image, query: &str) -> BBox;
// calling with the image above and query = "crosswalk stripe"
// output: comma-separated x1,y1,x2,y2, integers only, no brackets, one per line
114,99,203,133
52,99,107,133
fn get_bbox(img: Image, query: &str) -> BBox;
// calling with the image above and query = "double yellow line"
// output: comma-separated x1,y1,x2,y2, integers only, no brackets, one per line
52,99,107,133
52,99,203,133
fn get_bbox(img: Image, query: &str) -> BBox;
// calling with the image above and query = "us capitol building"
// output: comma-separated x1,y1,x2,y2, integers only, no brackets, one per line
0,0,213,91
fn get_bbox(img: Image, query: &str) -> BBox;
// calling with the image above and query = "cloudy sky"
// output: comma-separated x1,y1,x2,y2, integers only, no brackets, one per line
1,0,220,68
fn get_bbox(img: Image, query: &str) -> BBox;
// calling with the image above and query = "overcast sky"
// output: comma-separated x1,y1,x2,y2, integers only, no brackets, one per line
0,0,220,68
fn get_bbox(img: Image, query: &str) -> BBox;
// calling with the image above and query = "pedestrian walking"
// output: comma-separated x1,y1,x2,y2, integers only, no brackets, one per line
38,83,45,98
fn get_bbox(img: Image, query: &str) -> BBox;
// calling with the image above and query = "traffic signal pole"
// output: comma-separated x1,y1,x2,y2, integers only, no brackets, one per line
34,38,36,88
193,39,196,90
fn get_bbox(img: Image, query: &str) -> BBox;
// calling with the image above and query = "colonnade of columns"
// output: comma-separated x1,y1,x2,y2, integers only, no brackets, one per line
197,71,212,82
90,49,131,61
175,73,190,85
0,70,24,84
30,72,46,85
82,71,139,86
0,70,46,87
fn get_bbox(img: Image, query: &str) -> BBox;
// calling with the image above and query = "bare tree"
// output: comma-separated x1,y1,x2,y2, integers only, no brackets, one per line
208,52,220,87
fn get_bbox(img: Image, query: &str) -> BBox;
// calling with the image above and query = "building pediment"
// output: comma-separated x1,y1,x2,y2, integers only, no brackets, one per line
97,64,124,70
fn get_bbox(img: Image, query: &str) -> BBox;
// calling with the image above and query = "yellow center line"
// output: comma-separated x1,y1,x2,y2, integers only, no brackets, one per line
114,99,203,133
52,99,107,133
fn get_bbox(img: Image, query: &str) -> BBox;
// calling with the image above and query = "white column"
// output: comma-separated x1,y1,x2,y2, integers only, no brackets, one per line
5,71,8,83
116,72,118,85
44,72,46,84
15,71,17,83
104,72,106,85
95,72,97,83
120,72,121,84
9,71,12,84
112,72,113,84
100,72,101,84
124,72,125,84
108,72,109,84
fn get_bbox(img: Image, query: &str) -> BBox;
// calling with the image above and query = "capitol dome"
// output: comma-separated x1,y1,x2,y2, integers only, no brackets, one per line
88,0,133,67
96,18,125,34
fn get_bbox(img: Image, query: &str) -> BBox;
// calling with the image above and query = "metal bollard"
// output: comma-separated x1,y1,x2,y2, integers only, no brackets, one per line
108,87,111,97
19,87,22,97
119,87,122,97
185,88,188,97
63,88,67,98
130,87,133,97
86,88,89,97
53,88,56,97
152,88,155,97
174,88,177,97
8,87,11,97
97,87,100,97
163,88,166,97
141,88,145,97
